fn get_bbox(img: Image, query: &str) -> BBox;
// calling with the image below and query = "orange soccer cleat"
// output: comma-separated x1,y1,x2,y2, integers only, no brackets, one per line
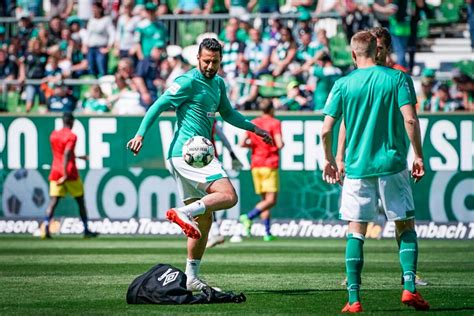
166,208,201,239
401,290,430,311
341,302,363,313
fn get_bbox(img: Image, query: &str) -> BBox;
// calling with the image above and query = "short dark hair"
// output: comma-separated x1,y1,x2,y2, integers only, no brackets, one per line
198,38,222,57
370,27,392,52
259,98,274,114
63,112,74,127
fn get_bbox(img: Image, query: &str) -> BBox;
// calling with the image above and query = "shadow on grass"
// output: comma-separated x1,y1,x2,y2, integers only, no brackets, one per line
382,306,474,312
245,288,346,295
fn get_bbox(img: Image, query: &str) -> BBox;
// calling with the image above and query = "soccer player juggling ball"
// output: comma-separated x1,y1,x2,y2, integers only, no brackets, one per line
127,38,272,292
321,31,429,313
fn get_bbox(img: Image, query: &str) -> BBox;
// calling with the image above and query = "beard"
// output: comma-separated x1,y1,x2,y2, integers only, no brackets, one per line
198,64,218,79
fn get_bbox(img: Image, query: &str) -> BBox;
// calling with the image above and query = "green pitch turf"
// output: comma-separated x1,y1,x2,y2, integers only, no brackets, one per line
0,236,473,315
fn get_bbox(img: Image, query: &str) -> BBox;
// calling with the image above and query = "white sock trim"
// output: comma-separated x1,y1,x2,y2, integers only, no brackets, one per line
178,200,206,217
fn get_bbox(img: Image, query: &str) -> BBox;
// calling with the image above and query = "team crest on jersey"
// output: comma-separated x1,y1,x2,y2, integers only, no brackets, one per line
167,82,181,95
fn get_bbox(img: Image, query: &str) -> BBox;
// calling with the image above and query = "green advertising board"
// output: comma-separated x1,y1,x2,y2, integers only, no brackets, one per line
0,113,473,223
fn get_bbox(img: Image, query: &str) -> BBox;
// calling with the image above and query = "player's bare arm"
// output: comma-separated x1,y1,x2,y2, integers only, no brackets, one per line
400,104,425,183
335,120,346,180
321,115,340,185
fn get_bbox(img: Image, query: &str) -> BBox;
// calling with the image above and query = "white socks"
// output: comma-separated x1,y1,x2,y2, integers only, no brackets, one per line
185,258,201,280
178,200,206,217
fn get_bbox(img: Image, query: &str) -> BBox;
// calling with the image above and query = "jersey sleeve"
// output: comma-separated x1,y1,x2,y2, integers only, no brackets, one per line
218,79,255,132
136,76,191,137
322,80,343,119
397,72,412,108
273,120,282,137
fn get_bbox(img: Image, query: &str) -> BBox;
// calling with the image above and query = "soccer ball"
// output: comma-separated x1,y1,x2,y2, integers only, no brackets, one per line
182,136,215,168
1,169,49,217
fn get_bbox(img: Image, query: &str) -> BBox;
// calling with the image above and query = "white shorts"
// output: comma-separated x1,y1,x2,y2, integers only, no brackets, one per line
340,169,415,222
167,157,228,202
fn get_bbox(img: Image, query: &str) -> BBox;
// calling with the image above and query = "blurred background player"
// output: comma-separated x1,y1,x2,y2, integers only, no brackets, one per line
127,38,272,292
42,112,97,239
239,98,284,241
322,31,429,313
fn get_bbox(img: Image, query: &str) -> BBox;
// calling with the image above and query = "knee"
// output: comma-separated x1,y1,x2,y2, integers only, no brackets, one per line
225,191,238,208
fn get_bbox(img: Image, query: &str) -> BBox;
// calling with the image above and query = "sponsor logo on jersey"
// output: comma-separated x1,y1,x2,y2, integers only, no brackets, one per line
168,82,181,95
207,112,216,117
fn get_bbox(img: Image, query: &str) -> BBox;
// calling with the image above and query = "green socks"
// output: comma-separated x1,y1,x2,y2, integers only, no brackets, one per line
346,233,365,304
399,230,418,293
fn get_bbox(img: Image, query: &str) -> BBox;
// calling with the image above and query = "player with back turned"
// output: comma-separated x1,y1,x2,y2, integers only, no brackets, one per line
127,38,272,292
321,31,429,313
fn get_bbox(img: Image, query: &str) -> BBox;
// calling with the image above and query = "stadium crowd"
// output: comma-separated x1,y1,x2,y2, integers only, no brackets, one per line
0,0,472,114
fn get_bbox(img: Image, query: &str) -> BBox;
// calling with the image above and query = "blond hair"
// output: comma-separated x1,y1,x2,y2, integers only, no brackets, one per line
350,31,377,59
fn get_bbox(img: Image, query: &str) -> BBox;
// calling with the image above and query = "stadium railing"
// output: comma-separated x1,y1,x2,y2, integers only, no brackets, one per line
0,12,341,46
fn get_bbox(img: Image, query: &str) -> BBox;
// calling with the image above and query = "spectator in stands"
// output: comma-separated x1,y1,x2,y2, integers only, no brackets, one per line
225,0,256,15
40,15,63,48
77,0,93,21
18,38,47,112
452,68,474,111
468,0,474,51
0,49,18,80
204,0,228,14
17,13,39,55
65,37,88,78
86,2,115,77
156,0,170,15
429,84,462,112
244,28,271,76
134,3,168,60
294,10,313,45
237,14,252,43
222,24,246,81
0,26,9,51
219,17,249,44
372,0,396,29
47,84,76,112
314,0,342,38
270,26,297,77
15,0,42,17
293,27,319,79
174,0,202,14
257,0,280,13
110,58,144,114
388,0,411,68
291,0,317,14
115,0,141,59
164,45,187,88
133,44,164,108
274,80,310,110
418,69,436,112
48,0,74,19
82,84,111,113
312,53,341,111
262,14,282,48
232,59,259,110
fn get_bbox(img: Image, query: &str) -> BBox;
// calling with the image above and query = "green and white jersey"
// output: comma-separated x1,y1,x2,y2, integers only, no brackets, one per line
136,68,255,159
230,0,248,7
134,19,167,57
323,65,412,179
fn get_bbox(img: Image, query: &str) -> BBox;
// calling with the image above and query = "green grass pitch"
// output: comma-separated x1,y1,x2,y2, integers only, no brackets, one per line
0,236,473,315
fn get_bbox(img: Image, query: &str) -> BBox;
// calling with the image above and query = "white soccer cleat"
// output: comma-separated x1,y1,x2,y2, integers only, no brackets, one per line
206,235,225,248
186,277,222,292
166,208,201,239
187,277,208,292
